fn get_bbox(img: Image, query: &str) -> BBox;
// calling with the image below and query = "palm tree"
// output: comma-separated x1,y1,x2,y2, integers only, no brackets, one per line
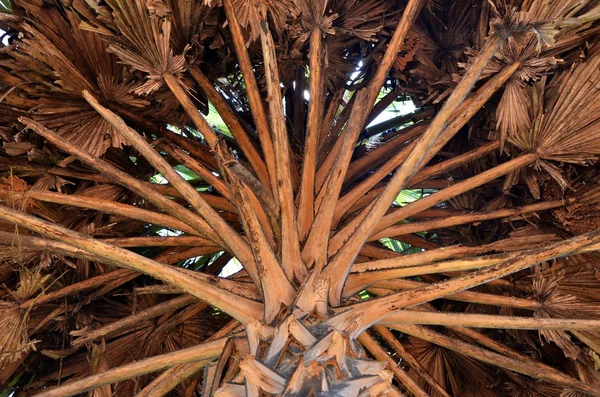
2,0,600,395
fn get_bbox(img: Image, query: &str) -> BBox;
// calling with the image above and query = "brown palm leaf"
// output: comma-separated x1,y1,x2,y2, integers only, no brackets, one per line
98,0,188,95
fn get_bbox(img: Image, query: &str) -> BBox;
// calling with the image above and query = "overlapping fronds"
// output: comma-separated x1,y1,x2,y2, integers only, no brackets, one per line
0,4,150,156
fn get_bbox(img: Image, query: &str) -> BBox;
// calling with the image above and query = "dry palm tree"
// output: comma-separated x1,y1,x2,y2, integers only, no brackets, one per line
1,0,600,395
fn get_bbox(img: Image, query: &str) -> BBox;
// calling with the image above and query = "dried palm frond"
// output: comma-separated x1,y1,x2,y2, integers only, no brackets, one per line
410,1,477,100
0,301,31,369
548,174,600,234
0,7,148,156
0,175,31,211
393,34,420,73
231,0,299,42
47,294,227,393
0,175,61,222
404,333,498,396
167,0,216,53
535,257,600,306
462,0,600,148
10,268,51,302
90,342,112,397
516,54,600,163
499,54,600,196
95,0,188,95
291,0,337,41
532,269,600,360
328,0,395,41
503,378,564,397
0,268,50,368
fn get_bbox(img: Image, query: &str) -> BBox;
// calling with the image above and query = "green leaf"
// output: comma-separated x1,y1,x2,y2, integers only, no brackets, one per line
395,189,424,206
205,103,231,137
174,164,199,181
0,0,12,12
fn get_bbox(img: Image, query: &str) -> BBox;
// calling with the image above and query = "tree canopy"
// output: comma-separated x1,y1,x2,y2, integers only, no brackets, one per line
2,0,600,396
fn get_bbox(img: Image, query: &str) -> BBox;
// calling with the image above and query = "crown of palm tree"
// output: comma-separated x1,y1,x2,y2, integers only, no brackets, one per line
1,0,600,396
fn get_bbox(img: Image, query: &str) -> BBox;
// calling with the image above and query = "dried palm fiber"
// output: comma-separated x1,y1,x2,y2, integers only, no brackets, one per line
165,0,217,53
496,257,600,359
84,0,218,77
0,302,30,367
508,223,600,294
88,341,112,397
0,242,58,269
491,44,560,149
544,171,600,235
0,175,63,223
0,268,50,368
0,175,32,211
